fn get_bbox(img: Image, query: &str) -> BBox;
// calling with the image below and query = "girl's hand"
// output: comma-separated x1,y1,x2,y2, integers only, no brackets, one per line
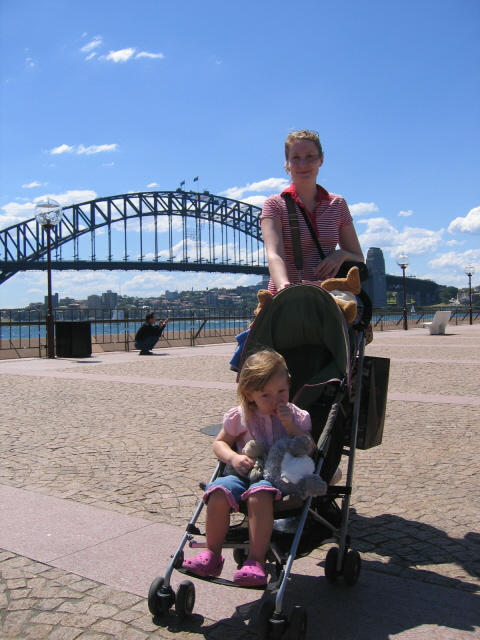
314,250,345,280
231,453,254,477
277,403,295,432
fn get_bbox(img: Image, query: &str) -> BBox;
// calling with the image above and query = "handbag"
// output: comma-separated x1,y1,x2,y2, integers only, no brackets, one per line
282,192,369,282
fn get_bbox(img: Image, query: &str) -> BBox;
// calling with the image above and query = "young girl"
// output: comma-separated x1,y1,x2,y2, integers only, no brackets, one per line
183,349,313,587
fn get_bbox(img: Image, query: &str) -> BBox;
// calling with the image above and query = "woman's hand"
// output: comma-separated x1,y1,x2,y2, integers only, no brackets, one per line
314,250,346,280
277,282,293,291
231,453,254,477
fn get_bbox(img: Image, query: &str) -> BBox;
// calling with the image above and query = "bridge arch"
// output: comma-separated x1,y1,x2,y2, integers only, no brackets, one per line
0,190,268,285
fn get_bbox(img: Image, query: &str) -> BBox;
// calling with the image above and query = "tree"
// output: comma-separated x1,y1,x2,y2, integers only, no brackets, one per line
438,286,458,304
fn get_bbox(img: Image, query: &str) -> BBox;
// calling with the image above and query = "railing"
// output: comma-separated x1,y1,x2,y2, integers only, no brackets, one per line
0,308,253,355
371,308,480,331
0,306,478,356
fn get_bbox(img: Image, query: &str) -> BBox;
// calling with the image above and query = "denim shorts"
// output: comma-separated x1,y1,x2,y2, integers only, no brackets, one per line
203,474,282,512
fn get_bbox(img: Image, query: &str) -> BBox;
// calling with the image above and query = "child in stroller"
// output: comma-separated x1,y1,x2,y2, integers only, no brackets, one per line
148,283,388,639
182,349,314,587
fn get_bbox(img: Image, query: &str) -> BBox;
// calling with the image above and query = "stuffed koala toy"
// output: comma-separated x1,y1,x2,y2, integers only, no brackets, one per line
263,434,327,500
224,439,266,483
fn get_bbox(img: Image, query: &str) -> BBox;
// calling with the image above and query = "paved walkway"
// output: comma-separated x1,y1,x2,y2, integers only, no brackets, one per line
0,326,479,639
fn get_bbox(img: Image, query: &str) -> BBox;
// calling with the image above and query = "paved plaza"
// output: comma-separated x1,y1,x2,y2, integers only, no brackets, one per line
0,325,479,639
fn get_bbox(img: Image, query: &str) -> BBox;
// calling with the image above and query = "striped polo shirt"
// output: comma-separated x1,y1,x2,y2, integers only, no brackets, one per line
260,184,353,293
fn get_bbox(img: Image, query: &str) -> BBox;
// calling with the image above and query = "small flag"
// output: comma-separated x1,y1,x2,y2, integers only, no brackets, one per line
193,176,199,182
180,180,185,187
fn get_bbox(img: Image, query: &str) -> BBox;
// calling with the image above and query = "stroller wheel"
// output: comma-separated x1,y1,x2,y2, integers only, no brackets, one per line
324,547,340,583
343,549,361,586
257,597,275,640
233,547,248,568
148,577,175,617
175,579,195,618
287,605,308,640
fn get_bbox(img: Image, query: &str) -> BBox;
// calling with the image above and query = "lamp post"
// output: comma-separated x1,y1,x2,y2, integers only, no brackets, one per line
34,200,64,358
396,253,409,330
464,265,475,325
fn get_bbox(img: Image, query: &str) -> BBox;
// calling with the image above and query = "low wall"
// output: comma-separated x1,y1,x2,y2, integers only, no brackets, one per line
0,329,238,360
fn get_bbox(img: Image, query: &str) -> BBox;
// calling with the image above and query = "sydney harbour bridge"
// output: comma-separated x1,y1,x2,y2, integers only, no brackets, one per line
0,190,269,286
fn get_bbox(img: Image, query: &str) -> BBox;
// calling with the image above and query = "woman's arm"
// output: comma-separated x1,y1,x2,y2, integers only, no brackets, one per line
315,223,364,280
260,217,291,291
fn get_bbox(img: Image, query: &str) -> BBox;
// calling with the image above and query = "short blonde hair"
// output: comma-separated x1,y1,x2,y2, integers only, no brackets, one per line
238,349,290,417
284,129,323,161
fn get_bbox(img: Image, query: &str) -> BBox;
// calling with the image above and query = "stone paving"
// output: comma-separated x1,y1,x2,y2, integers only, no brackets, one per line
0,326,479,639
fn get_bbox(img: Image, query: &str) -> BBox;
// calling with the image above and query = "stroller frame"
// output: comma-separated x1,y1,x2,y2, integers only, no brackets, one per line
148,285,375,639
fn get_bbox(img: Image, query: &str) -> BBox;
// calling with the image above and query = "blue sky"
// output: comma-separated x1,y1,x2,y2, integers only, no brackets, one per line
1,0,479,307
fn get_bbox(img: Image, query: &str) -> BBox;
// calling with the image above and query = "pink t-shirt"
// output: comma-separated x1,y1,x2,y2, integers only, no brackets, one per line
260,184,353,293
222,403,311,453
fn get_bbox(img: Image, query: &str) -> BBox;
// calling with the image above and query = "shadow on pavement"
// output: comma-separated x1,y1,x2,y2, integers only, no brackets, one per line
200,563,480,640
349,509,480,588
151,512,479,638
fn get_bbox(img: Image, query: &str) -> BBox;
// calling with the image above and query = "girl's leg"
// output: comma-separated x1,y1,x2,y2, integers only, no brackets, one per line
246,490,274,564
205,489,231,555
183,488,230,578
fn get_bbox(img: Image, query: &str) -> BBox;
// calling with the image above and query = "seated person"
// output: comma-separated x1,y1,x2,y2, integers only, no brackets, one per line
134,312,168,355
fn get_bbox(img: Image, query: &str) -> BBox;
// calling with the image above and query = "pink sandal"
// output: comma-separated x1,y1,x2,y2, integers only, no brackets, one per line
233,560,267,587
182,550,224,578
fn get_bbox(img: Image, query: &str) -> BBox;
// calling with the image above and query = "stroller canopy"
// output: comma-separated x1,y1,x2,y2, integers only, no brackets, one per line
242,285,350,409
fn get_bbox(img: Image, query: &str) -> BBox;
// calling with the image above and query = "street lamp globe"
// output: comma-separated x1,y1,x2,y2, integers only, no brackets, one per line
464,265,475,277
396,253,409,269
34,199,63,227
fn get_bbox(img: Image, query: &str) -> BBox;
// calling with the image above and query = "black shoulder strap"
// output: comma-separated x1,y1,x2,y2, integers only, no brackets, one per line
282,193,304,278
283,192,326,266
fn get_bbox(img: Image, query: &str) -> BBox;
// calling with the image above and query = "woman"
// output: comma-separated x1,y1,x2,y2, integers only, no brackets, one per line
260,130,364,293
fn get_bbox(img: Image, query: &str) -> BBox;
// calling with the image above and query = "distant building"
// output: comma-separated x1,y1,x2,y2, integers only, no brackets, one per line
101,290,118,308
364,248,387,307
87,294,102,309
206,292,218,306
44,293,59,309
165,290,179,300
257,275,270,289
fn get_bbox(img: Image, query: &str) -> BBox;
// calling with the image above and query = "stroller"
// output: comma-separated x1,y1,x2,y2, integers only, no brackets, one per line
148,284,389,639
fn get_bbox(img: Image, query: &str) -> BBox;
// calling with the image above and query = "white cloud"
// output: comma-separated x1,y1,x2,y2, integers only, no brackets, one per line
104,48,136,63
22,181,46,189
81,36,103,54
1,189,98,228
429,248,480,271
243,195,268,207
135,51,164,60
77,143,118,155
121,272,172,294
33,190,97,207
448,206,480,234
25,57,36,69
398,209,413,217
147,182,159,188
221,178,289,200
357,217,444,257
50,144,74,155
85,52,97,61
349,202,379,217
446,239,465,247
49,143,118,155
